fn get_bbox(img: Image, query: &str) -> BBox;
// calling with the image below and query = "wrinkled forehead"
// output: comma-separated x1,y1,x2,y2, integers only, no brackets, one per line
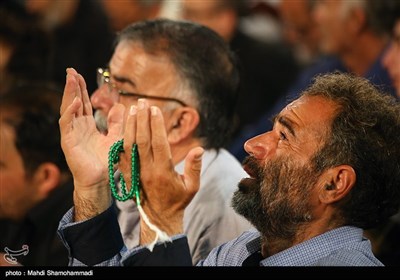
284,97,306,112
112,41,174,69
282,95,338,131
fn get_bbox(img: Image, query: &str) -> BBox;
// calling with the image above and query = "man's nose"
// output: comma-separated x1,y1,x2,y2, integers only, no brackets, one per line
244,131,277,159
91,84,116,106
90,87,103,108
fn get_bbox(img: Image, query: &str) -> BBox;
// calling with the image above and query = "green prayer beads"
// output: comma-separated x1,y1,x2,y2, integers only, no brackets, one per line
108,139,140,205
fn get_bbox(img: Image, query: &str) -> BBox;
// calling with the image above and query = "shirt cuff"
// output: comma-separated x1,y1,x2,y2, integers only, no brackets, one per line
60,205,124,266
122,235,193,266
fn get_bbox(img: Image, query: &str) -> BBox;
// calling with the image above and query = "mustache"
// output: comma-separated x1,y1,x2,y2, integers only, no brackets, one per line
242,156,263,181
94,110,108,133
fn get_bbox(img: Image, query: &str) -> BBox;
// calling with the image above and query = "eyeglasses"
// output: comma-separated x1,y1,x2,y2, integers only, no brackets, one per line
96,68,187,107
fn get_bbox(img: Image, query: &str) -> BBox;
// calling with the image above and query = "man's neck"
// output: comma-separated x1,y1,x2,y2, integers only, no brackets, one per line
260,217,342,258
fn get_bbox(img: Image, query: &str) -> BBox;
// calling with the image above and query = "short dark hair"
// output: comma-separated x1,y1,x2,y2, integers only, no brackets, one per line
0,82,69,175
116,18,240,149
215,0,250,17
0,1,51,81
365,0,400,35
304,72,400,229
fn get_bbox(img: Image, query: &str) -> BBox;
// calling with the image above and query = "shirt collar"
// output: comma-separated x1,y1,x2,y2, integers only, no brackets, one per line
258,226,364,266
243,226,364,266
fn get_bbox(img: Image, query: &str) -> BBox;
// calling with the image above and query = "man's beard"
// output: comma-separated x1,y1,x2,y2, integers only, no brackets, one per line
94,110,108,134
232,156,319,240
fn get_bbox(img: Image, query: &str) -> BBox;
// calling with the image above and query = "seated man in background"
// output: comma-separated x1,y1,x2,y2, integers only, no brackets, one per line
99,0,162,32
229,0,397,162
179,0,299,142
0,82,73,266
381,0,400,98
58,70,400,266
88,19,251,264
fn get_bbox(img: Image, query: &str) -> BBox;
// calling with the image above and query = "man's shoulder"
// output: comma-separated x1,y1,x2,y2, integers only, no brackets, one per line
315,248,384,266
198,230,260,266
203,149,246,178
196,149,245,200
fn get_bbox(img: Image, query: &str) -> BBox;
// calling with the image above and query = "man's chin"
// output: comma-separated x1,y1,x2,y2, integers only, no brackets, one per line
231,187,262,225
94,110,108,134
237,177,259,194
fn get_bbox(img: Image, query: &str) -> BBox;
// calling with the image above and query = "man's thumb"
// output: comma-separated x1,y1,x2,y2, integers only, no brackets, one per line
183,147,204,196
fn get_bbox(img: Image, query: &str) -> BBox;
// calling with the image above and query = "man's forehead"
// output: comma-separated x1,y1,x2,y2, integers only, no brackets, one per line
111,42,143,69
112,42,172,72
284,98,306,112
281,95,338,129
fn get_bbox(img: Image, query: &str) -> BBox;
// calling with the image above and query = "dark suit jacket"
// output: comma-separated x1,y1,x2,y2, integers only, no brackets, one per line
0,180,73,266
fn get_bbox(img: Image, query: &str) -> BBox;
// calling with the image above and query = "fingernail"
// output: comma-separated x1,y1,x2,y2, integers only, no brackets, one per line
130,105,137,115
194,154,203,162
138,99,145,110
194,148,204,160
150,106,158,116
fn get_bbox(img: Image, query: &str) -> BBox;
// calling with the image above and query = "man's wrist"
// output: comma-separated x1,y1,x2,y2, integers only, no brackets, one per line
139,212,184,245
123,235,192,266
73,183,112,221
63,204,124,265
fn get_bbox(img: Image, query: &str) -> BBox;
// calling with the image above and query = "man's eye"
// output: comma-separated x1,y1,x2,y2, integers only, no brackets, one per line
279,131,288,141
118,91,137,98
118,91,130,96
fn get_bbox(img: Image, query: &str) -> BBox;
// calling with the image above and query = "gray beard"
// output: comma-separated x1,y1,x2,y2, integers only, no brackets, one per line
232,156,316,240
94,110,108,134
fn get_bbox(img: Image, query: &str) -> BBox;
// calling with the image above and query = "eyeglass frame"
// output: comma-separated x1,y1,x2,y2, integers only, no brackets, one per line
96,68,188,107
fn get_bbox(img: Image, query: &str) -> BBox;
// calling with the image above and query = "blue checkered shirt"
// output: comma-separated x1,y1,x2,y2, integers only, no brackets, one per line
197,227,383,266
59,208,382,266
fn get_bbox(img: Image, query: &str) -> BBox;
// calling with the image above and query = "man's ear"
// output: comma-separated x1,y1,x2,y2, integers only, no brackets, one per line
318,165,356,204
167,107,200,144
32,163,61,199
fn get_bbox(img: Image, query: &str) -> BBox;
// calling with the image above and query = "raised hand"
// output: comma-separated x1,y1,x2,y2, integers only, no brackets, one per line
120,99,204,244
59,68,125,221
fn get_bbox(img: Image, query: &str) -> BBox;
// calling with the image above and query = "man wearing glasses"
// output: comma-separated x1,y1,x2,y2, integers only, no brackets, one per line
84,19,251,265
93,67,187,135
